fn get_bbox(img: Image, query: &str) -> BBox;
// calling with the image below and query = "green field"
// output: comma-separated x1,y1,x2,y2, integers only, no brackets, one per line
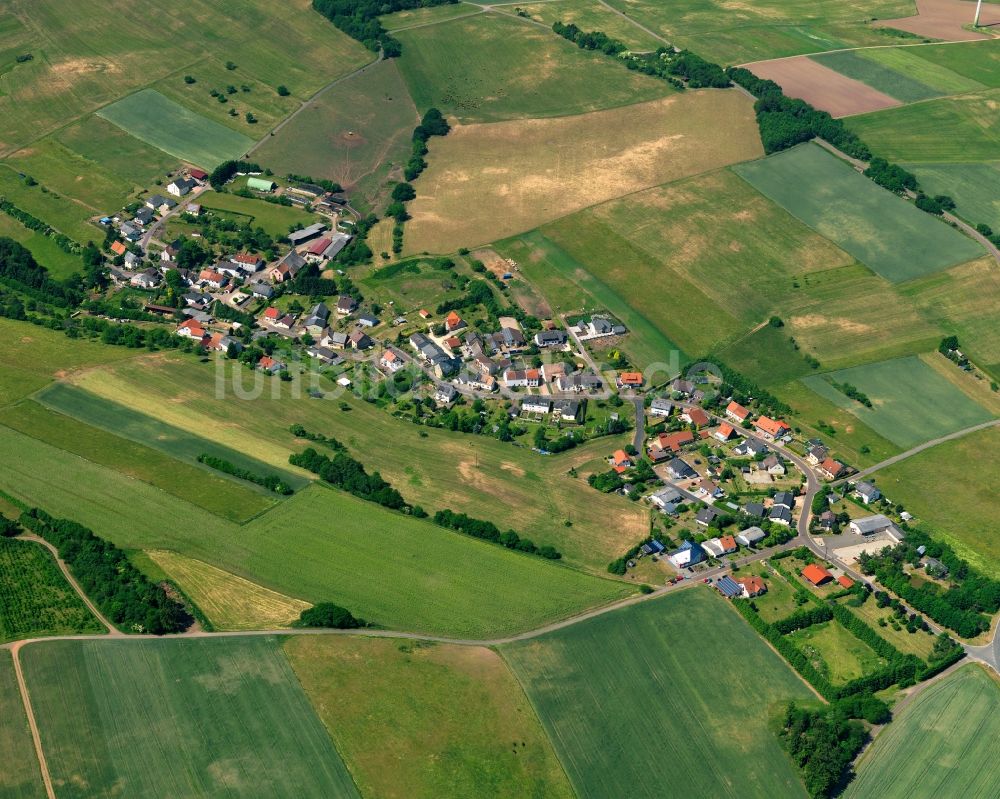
877,425,1000,576
21,638,360,798
846,665,1000,799
810,50,971,104
286,636,575,798
98,90,255,169
0,167,105,245
0,213,82,279
0,400,276,522
395,13,671,123
600,0,914,64
503,588,814,799
0,537,103,644
381,2,484,29
787,620,887,685
905,162,1000,229
358,256,470,311
197,191,322,238
848,89,1000,163
801,355,994,449
905,39,1000,89
0,652,44,799
733,144,984,282
513,0,665,50
255,59,418,211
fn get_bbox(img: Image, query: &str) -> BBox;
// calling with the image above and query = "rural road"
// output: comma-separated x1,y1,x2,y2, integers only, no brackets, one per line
140,184,209,250
631,396,645,451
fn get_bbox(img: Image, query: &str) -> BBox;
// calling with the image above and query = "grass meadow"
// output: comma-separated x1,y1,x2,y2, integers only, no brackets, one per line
503,588,814,799
846,665,1000,799
801,355,994,449
98,90,255,169
0,652,44,799
381,2,484,30
0,167,106,244
395,13,672,123
0,537,103,644
286,636,575,798
512,0,664,50
905,39,1000,88
787,620,887,685
836,596,937,660
905,162,1000,229
197,192,322,238
404,90,762,255
254,59,418,211
733,144,984,282
0,213,82,278
22,637,361,798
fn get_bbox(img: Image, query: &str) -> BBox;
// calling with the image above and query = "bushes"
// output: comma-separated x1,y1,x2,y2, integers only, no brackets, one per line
196,454,293,495
19,509,190,634
208,159,262,189
0,237,82,307
778,702,866,799
433,509,562,560
863,157,918,195
294,602,367,629
288,424,346,452
290,447,407,510
312,0,457,57
772,604,833,634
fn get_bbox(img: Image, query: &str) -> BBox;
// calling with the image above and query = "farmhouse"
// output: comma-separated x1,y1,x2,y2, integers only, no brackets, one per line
855,481,882,505
270,251,305,283
167,177,197,197
303,237,333,263
755,416,791,441
649,398,673,418
801,563,833,586
735,575,767,598
666,458,697,481
725,401,750,423
713,423,736,442
668,540,706,569
736,526,766,547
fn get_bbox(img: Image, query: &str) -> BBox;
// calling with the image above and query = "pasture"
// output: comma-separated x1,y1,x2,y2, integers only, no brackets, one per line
733,143,984,282
905,38,1000,88
98,90,255,169
847,89,1000,163
846,665,1000,799
403,90,762,254
198,191,322,238
0,652,44,799
286,637,574,798
503,588,814,799
0,400,276,522
599,0,914,64
0,212,82,279
906,162,1000,229
54,353,647,574
146,550,309,630
21,637,361,798
0,166,104,245
0,537,103,644
513,0,664,50
801,355,994,449
787,620,887,685
395,13,672,123
0,0,370,156
877,425,1000,577
255,59,418,211
381,2,483,30
358,256,470,311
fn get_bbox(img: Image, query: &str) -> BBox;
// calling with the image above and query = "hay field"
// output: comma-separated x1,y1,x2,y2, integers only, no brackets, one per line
286,637,574,798
404,90,762,254
873,0,1000,42
0,652,44,799
906,162,1000,228
503,588,813,799
513,0,665,50
905,38,1000,87
395,12,672,123
733,143,984,281
846,665,1000,799
22,638,361,798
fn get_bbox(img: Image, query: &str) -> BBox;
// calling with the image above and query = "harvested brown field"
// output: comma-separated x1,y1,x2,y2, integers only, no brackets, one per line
403,90,762,254
873,0,1000,41
748,56,902,116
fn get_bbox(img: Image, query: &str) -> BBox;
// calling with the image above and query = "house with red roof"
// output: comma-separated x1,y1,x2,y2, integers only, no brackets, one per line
198,269,226,289
725,401,751,423
680,407,710,427
612,449,633,473
257,355,285,374
188,168,208,181
231,252,264,270
176,318,207,340
755,416,792,441
617,371,643,389
713,423,736,442
735,575,767,597
837,575,855,589
656,429,695,453
802,563,833,586
262,306,280,322
819,458,846,480
444,310,465,333
110,240,128,256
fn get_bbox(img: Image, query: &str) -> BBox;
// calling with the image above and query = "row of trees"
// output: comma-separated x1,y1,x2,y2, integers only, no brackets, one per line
288,424,346,452
312,0,458,57
196,454,293,494
208,159,262,190
290,448,408,510
432,509,561,560
0,199,79,254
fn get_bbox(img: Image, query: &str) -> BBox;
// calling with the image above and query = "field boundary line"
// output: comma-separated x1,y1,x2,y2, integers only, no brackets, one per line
10,642,55,799
387,7,486,32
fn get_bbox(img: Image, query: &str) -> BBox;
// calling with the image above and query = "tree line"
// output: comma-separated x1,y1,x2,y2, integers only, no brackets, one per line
432,509,561,560
196,454,293,494
312,0,458,57
290,447,408,510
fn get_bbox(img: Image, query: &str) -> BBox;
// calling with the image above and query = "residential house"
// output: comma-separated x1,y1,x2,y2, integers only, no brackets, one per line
769,506,792,526
322,330,349,350
725,401,751,423
696,478,723,499
755,416,791,441
231,253,264,272
302,303,330,337
207,333,240,355
695,506,720,527
552,398,580,422
773,491,796,510
555,373,603,393
713,423,736,442
198,269,226,289
657,430,694,453
349,330,373,350
132,207,154,226
855,481,882,505
145,194,169,211
520,397,552,415
110,240,128,257
257,355,285,374
743,501,765,519
818,458,845,480
649,487,684,513
119,222,141,242
272,314,296,331
534,330,566,347
649,398,673,418
380,347,408,373
444,310,466,333
760,453,786,475
735,575,767,598
666,457,697,481
336,295,358,315
806,445,829,466
733,438,769,457
801,564,833,586
130,268,160,289
715,576,743,598
503,369,541,388
176,318,207,340
305,346,340,365
541,361,568,384
618,372,643,389
357,314,379,328
269,251,305,283
703,535,737,557
123,251,140,269
818,510,837,532
262,306,281,323
611,449,633,474
248,282,274,300
668,540,706,569
680,407,710,427
160,243,179,263
167,177,198,197
183,291,212,309
434,383,457,406
639,540,665,557
736,526,766,547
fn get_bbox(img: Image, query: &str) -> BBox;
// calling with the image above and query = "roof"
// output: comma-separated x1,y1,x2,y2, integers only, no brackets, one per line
305,237,332,256
719,535,736,551
445,310,462,325
726,400,750,419
801,563,833,585
110,240,127,255
657,430,694,452
684,407,710,426
837,575,855,589
232,252,262,265
851,514,895,534
612,449,631,466
619,371,643,385
716,576,742,598
755,416,791,436
737,526,766,542
715,423,735,439
736,575,766,595
288,222,326,244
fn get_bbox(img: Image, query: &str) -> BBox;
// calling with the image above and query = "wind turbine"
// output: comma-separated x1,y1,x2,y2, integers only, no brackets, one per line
975,0,983,27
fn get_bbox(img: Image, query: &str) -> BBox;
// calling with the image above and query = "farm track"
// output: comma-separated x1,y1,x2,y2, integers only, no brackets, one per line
10,641,55,799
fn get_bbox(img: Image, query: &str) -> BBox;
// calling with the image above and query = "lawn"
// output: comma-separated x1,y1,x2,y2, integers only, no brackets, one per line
404,90,762,254
905,162,1000,229
395,12,672,123
254,59,418,211
0,537,103,644
800,355,994,449
599,0,915,64
847,89,1000,163
787,620,887,685
198,191,322,238
846,665,1000,799
98,90,255,169
743,562,804,623
513,0,665,50
877,425,1000,577
146,550,310,631
0,400,276,523
503,588,814,799
734,144,984,282
21,637,361,798
286,637,574,798
0,652,44,799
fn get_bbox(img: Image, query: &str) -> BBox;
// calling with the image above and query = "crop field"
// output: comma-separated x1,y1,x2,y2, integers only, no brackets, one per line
846,665,1000,799
21,638,361,798
733,144,984,282
147,550,309,630
872,0,1000,43
0,652,44,799
513,0,664,50
404,90,761,255
52,353,647,573
877,425,1000,576
286,637,574,798
0,400,275,522
0,0,370,156
98,90,255,169
801,355,993,449
255,60,418,211
0,212,82,279
197,192,322,238
904,38,1000,88
395,13,672,123
848,89,1000,163
381,2,484,30
0,537,103,644
787,620,887,685
905,162,1000,229
503,588,814,799
599,0,914,64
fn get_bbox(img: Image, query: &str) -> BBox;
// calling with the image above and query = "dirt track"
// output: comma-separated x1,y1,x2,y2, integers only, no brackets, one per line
748,57,902,117
874,0,1000,40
